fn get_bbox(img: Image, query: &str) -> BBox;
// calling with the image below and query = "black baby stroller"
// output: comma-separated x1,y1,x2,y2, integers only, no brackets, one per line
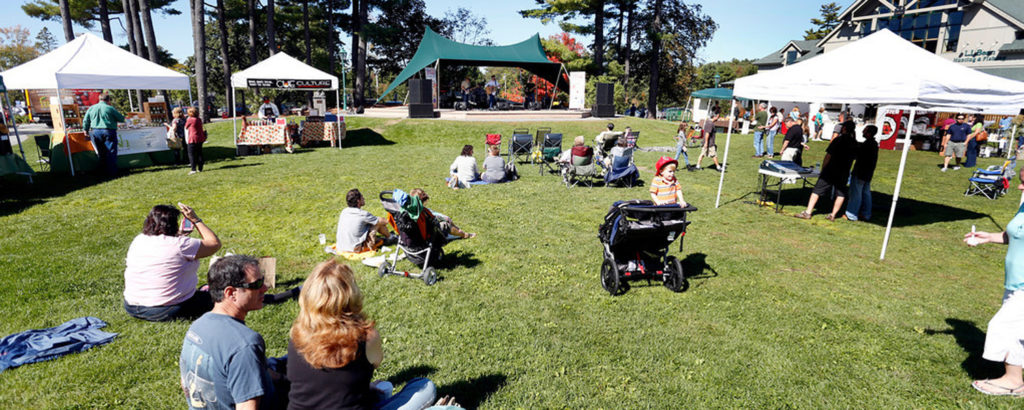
597,200,697,295
378,190,448,285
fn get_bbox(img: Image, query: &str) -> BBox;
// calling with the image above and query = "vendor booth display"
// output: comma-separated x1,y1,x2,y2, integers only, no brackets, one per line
718,29,1024,260
0,75,34,182
298,116,344,147
230,53,343,152
0,33,190,176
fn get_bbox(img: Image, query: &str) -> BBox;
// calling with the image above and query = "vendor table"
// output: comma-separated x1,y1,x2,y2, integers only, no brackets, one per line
236,118,292,151
756,160,819,213
299,119,345,147
50,126,174,173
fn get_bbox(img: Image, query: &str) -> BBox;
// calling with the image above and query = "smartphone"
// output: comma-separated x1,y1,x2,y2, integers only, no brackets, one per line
180,218,194,235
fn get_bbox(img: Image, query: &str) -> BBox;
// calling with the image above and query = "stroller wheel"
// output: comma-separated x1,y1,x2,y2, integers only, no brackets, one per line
601,258,621,296
422,267,438,286
664,256,688,293
378,261,389,278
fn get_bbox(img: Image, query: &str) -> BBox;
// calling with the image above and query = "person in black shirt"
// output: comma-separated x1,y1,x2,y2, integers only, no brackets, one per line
795,121,858,221
845,125,879,221
779,117,807,165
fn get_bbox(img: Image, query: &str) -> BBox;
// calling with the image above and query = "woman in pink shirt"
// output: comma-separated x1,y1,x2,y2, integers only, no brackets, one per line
185,107,207,175
123,203,221,321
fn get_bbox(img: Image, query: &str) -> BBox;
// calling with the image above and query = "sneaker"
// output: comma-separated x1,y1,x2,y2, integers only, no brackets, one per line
188,170,197,175
953,166,961,170
686,165,696,172
715,165,723,172
941,167,948,172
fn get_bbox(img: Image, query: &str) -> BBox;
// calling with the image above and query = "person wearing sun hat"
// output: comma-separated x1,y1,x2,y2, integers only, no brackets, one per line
649,156,688,207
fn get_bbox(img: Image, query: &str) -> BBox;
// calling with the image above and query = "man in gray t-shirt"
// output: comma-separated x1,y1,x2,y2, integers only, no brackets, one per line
336,189,390,252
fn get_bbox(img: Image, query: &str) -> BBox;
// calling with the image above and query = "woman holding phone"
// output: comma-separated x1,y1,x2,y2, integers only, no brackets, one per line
122,203,221,322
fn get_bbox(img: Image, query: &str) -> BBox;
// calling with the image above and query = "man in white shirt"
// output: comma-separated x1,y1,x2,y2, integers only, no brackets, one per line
257,98,280,119
336,189,392,253
485,75,499,109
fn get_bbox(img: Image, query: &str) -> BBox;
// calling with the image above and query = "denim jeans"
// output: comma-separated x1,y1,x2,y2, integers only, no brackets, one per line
674,141,690,165
753,131,765,156
488,94,496,109
375,377,437,410
89,128,118,176
845,177,872,221
765,129,778,156
123,291,212,322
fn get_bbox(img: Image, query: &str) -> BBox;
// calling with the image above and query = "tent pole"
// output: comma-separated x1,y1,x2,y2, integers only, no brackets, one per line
715,99,737,208
232,88,238,156
128,90,134,112
880,106,917,260
434,59,440,110
4,91,31,183
188,87,193,108
1010,124,1018,159
550,64,566,110
336,88,342,150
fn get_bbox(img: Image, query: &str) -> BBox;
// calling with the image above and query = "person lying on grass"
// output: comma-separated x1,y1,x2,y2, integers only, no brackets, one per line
123,203,221,322
336,189,394,253
649,156,688,208
409,188,475,239
964,167,1024,397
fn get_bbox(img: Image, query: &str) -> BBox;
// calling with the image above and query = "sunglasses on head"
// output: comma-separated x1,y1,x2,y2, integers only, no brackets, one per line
233,278,264,290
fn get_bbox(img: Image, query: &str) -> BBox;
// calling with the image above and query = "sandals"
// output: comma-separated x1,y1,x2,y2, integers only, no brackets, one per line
972,380,1024,396
826,214,836,222
794,211,811,219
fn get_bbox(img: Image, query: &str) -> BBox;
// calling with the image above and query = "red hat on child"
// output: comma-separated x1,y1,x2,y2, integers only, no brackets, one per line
655,156,678,175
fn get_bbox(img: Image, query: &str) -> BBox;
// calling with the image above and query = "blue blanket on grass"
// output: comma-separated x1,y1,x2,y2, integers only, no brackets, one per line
0,316,117,373
444,177,495,185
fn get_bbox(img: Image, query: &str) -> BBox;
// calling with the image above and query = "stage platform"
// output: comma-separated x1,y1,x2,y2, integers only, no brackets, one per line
360,106,598,121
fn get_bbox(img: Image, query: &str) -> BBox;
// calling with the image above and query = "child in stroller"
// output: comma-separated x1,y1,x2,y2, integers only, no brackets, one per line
377,189,450,285
597,200,697,295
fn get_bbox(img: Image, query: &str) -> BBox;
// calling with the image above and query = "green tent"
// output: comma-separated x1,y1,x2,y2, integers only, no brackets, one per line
378,27,569,102
690,87,747,101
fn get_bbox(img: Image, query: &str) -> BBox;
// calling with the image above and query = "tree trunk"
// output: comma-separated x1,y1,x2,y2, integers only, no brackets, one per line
138,0,159,62
98,0,113,42
127,0,147,59
266,0,277,54
247,0,257,65
646,0,662,117
192,0,208,123
616,1,623,60
302,0,313,108
623,4,632,105
326,0,335,77
121,0,137,54
354,0,367,112
217,0,233,116
593,0,605,75
58,0,74,42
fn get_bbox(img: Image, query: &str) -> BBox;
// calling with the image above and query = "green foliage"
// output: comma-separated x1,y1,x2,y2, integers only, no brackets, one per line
693,59,758,91
34,27,57,52
1,117,1020,407
21,0,179,30
0,26,39,71
804,2,842,40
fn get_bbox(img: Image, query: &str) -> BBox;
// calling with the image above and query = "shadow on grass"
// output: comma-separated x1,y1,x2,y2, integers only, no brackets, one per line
728,185,992,227
441,250,481,270
343,128,394,148
925,318,1003,380
682,252,718,279
436,373,507,410
390,365,437,385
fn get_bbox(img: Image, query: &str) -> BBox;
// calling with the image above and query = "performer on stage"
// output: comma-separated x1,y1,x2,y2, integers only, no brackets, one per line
486,75,500,109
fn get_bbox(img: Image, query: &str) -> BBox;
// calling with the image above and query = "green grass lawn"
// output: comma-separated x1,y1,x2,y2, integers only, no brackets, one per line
1,116,1021,408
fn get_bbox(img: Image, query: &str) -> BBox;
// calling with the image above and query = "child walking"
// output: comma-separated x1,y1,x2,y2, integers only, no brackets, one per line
649,156,688,207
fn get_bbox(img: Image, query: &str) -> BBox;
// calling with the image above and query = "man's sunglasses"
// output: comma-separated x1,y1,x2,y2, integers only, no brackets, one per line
233,278,264,290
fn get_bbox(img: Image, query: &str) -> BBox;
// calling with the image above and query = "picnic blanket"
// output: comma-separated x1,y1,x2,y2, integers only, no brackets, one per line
444,177,494,186
0,317,117,373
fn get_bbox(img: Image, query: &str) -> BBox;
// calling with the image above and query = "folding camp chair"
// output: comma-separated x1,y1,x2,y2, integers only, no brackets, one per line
33,134,51,171
534,127,552,153
539,133,563,175
562,152,601,187
965,157,1016,199
508,133,534,164
513,127,529,136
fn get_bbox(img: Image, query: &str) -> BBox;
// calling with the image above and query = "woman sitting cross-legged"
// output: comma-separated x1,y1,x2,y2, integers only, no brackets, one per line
447,144,478,189
481,145,511,183
123,203,222,321
287,259,439,409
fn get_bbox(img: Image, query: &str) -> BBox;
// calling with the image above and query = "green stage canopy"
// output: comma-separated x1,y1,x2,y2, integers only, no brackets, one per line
690,87,747,101
379,27,568,102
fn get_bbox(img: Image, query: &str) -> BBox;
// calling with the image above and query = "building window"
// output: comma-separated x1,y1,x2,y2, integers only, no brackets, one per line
786,50,797,65
910,0,955,10
944,10,963,52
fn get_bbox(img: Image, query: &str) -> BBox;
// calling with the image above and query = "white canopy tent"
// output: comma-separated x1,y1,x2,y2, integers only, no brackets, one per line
716,29,1024,260
0,33,191,176
229,53,341,150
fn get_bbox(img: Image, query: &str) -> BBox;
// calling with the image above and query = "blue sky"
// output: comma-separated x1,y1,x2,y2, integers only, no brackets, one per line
1,0,847,64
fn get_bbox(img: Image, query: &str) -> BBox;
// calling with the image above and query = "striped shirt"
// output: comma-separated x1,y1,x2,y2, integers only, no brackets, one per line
649,176,681,205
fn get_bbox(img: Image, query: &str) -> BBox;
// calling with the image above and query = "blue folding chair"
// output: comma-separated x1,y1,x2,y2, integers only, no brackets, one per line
965,157,1015,199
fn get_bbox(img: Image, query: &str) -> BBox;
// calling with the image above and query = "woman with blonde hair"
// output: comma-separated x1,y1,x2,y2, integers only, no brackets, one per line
164,107,187,164
287,259,438,409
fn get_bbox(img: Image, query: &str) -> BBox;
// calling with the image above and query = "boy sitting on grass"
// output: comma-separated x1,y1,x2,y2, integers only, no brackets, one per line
649,156,688,207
